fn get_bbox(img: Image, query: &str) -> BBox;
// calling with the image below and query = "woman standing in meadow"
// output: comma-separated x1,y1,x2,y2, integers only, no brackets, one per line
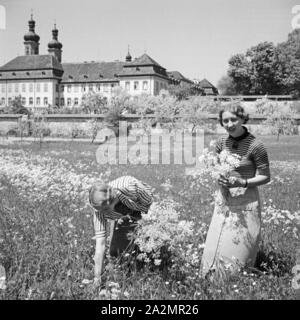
89,176,153,284
200,103,271,277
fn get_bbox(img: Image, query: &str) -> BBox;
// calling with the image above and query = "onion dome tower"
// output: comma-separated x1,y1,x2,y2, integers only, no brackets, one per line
125,45,132,62
24,14,40,55
48,24,63,62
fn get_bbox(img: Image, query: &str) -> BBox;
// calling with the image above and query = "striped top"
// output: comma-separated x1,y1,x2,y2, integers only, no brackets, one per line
93,176,153,238
109,176,153,213
215,128,270,179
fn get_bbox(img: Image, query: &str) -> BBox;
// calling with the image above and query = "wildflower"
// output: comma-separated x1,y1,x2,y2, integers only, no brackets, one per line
99,289,108,297
154,259,161,266
82,279,92,285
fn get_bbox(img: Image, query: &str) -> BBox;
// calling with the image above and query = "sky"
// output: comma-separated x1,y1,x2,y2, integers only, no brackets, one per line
0,0,298,86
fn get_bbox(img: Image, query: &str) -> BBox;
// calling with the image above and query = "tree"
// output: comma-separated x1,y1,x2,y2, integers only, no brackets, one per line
167,83,203,100
246,42,278,94
227,53,252,94
3,95,31,115
255,101,298,141
274,29,300,98
104,87,132,136
217,75,238,95
225,30,300,97
81,91,108,114
153,90,181,130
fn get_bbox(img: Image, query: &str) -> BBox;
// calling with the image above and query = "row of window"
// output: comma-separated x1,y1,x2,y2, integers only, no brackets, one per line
1,97,49,106
61,83,115,93
125,81,149,91
1,83,50,93
1,80,168,96
0,83,117,94
0,97,82,107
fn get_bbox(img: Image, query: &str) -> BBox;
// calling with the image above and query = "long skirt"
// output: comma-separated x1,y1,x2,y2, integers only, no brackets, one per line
200,186,261,277
109,201,141,258
109,220,137,257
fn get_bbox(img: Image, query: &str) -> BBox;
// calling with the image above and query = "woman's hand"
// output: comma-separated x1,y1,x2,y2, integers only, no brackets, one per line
218,175,246,188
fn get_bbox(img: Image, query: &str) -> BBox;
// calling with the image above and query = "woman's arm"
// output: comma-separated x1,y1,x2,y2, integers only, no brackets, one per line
94,235,106,281
93,210,107,282
218,174,270,188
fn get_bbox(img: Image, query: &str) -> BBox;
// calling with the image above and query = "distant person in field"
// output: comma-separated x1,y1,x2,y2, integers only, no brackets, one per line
200,103,271,277
89,176,153,283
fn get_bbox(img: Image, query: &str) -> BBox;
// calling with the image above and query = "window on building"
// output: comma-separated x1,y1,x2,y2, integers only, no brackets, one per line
67,85,71,93
82,85,86,92
60,98,65,106
8,83,12,93
22,83,26,92
25,47,30,55
125,81,130,91
44,97,48,105
44,83,48,92
8,98,12,106
143,81,148,91
67,98,72,106
36,83,40,92
134,81,139,90
74,98,79,105
1,84,5,93
56,84,59,92
21,97,26,105
29,83,33,92
29,97,33,105
89,84,93,92
1,98,5,105
55,98,59,106
96,84,101,92
61,85,64,92
74,85,79,93
155,82,159,94
103,84,108,92
36,97,40,105
15,83,19,93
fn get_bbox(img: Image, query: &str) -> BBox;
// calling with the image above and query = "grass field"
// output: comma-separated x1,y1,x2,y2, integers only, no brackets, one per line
0,134,299,300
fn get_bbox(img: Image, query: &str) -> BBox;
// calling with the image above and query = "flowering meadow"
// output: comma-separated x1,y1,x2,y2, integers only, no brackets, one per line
0,135,299,300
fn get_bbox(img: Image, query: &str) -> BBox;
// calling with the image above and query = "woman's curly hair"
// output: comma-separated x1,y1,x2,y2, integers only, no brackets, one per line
219,102,249,127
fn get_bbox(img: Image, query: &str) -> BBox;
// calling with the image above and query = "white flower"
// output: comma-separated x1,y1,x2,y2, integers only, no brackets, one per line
81,279,92,285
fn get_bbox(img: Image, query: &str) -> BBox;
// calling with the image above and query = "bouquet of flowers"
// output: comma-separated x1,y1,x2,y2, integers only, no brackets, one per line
196,140,242,202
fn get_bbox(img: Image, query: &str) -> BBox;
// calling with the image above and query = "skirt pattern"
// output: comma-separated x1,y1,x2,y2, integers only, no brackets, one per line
200,186,261,276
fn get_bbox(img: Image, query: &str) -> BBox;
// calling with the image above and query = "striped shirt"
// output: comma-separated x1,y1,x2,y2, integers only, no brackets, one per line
93,176,153,238
215,129,270,179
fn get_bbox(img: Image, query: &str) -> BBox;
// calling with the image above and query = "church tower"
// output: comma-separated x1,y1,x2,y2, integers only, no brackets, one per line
24,14,40,55
125,45,132,62
48,24,63,62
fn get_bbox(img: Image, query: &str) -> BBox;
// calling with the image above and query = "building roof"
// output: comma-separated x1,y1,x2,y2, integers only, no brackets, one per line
0,55,63,72
118,66,169,79
61,61,125,82
167,71,193,84
198,78,216,88
125,53,164,69
118,53,168,79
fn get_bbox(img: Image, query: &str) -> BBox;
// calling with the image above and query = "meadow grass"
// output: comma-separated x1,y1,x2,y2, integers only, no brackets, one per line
0,134,299,300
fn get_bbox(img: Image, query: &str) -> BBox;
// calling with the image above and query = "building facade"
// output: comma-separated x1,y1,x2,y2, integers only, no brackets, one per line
0,17,216,110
